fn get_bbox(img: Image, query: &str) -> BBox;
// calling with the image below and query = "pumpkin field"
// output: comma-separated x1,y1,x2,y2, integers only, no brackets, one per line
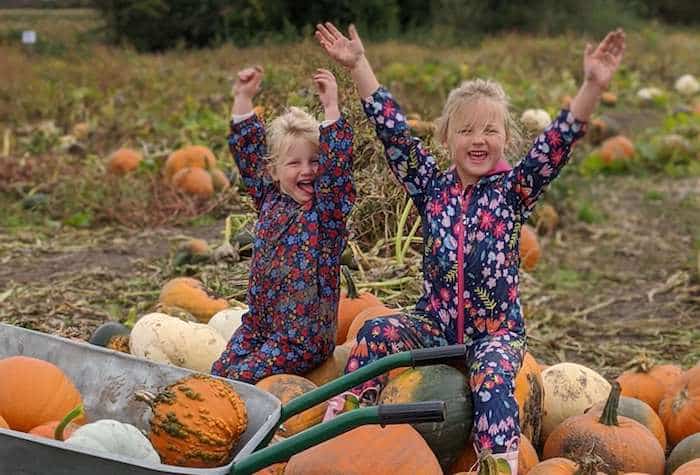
1,7,700,474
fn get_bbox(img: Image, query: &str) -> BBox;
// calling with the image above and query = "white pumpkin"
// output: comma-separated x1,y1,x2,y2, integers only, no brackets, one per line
675,74,699,96
66,419,160,464
520,109,551,132
129,312,226,372
208,307,247,341
637,87,664,101
540,362,611,444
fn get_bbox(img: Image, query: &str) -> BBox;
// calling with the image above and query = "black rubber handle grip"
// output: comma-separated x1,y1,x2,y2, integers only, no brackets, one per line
377,401,446,425
410,344,467,366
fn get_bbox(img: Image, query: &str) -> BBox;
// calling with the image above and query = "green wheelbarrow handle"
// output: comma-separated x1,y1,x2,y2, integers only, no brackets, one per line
231,400,446,474
241,344,466,471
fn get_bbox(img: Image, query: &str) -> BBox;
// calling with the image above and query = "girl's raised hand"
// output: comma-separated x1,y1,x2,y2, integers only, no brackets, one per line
583,29,625,91
315,23,365,69
313,68,341,122
233,65,264,99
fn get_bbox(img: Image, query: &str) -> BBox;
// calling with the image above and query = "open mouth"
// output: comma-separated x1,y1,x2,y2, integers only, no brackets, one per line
298,180,314,195
468,151,488,164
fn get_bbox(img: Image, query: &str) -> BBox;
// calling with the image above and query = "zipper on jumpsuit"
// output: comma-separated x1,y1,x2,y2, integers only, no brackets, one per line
456,185,474,344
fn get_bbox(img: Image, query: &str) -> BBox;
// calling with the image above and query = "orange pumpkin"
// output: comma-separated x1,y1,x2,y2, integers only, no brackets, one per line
587,395,666,451
107,148,142,174
601,91,618,106
172,167,215,198
305,344,351,386
164,145,218,183
0,356,84,432
337,267,383,344
253,463,286,474
600,135,635,164
543,382,665,475
255,374,327,437
449,435,539,474
666,433,700,475
527,457,578,475
284,424,441,474
142,374,247,468
0,414,8,429
158,277,229,323
211,168,231,191
673,459,700,475
514,352,544,445
519,224,540,272
344,305,400,344
29,419,80,440
617,358,678,412
533,203,559,236
659,364,700,447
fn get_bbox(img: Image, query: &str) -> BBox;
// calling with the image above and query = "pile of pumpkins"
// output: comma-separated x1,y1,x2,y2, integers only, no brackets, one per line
0,355,248,469
106,144,231,199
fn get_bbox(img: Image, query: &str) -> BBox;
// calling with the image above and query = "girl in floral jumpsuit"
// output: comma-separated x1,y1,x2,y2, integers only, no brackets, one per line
316,22,625,472
211,66,355,383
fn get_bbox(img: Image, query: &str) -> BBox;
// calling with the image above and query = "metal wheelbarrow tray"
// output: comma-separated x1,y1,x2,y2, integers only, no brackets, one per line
0,322,467,475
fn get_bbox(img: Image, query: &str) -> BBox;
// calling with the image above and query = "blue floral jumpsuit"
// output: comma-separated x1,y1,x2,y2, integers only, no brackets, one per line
211,115,355,383
344,87,586,454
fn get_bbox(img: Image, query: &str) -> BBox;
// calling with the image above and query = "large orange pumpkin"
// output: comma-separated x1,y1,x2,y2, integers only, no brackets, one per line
0,414,8,429
673,459,700,475
543,382,665,475
255,374,327,437
164,145,218,183
617,358,681,412
0,356,84,432
448,435,539,474
172,167,215,199
158,277,229,323
142,374,247,468
305,344,351,386
344,305,400,344
107,148,142,175
336,267,383,344
658,364,700,447
284,424,442,475
600,135,635,164
514,352,544,445
519,224,540,272
587,395,666,450
666,433,700,475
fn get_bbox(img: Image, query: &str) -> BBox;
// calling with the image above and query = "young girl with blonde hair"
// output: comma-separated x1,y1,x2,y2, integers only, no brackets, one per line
211,66,356,383
316,22,625,472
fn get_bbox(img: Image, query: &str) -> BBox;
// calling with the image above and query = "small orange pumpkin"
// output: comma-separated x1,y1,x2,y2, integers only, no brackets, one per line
449,435,539,474
158,277,229,323
600,135,635,164
164,145,218,183
616,357,679,412
344,305,400,344
211,168,231,191
107,148,142,175
666,433,700,475
305,344,351,386
601,92,618,106
519,224,540,271
172,167,215,198
543,382,665,475
284,424,442,475
0,356,85,432
0,414,8,429
255,374,327,437
527,457,578,475
587,395,666,451
29,419,80,440
674,459,700,475
658,364,700,447
141,374,247,468
514,352,544,446
533,203,559,236
337,267,383,344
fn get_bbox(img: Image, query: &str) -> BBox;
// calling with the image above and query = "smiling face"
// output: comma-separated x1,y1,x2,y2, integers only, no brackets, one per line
445,97,508,186
270,136,320,204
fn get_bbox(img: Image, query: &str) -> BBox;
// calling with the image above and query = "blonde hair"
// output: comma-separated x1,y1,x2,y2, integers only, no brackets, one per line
435,79,523,160
266,107,320,172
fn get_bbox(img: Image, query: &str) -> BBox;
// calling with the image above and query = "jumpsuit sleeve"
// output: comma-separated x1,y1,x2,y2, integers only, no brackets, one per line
362,86,439,214
228,114,274,212
504,109,587,221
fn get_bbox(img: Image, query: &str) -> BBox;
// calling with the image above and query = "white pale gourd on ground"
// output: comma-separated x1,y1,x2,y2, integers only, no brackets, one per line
129,312,226,372
520,109,551,132
675,74,699,96
540,362,611,444
66,419,160,464
637,87,664,101
208,307,247,341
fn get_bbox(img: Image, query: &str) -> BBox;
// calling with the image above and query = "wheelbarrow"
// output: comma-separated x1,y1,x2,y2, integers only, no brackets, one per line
0,322,467,474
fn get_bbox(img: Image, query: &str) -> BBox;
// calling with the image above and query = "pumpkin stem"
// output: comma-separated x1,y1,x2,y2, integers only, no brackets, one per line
341,265,359,299
598,381,621,426
223,214,233,245
623,353,654,373
134,389,157,407
54,403,84,441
